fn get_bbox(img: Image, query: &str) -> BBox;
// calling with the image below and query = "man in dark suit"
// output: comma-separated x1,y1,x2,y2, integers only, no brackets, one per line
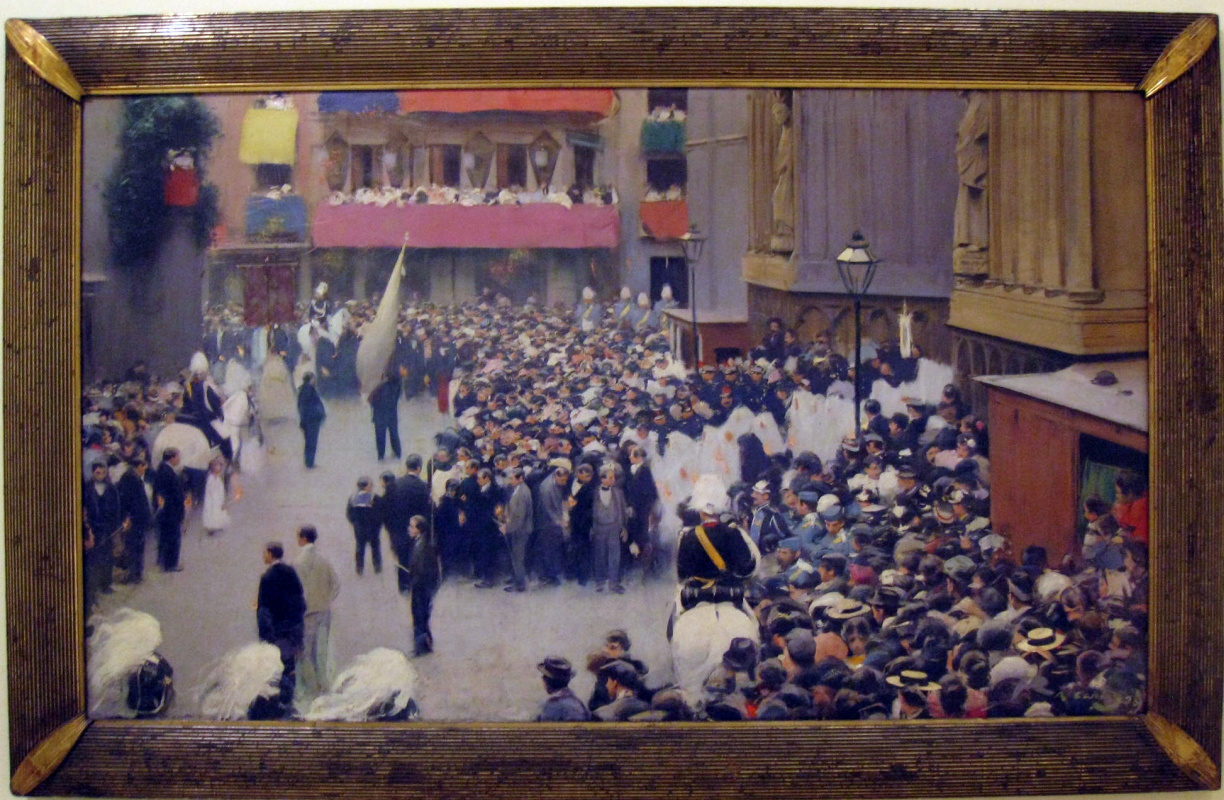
152,448,187,573
368,370,402,461
390,455,431,593
297,372,327,469
83,460,122,601
256,541,306,711
116,457,154,584
624,446,660,571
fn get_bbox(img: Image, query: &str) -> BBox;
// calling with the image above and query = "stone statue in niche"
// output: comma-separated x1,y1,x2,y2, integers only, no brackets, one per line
770,91,795,254
954,91,990,276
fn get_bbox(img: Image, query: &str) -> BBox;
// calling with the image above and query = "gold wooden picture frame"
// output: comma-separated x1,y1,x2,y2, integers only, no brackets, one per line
4,7,1223,797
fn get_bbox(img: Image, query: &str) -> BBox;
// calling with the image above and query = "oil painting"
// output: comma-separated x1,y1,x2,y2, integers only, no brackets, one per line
79,85,1150,724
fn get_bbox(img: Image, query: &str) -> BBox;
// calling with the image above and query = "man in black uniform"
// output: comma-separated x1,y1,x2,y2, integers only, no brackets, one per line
676,478,759,611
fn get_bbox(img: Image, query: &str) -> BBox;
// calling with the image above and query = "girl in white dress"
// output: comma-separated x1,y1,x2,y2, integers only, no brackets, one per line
202,457,233,535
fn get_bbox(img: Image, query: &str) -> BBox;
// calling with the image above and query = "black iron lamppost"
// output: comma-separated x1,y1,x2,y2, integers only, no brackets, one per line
680,227,707,367
835,230,881,436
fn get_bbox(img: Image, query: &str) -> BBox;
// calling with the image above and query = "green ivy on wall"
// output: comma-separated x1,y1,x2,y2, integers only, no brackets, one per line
103,96,222,272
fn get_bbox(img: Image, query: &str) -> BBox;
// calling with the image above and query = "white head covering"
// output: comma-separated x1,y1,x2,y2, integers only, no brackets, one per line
189,351,210,376
620,286,632,300
691,473,728,515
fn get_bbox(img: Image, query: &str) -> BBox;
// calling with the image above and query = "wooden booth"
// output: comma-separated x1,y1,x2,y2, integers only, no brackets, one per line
977,360,1148,561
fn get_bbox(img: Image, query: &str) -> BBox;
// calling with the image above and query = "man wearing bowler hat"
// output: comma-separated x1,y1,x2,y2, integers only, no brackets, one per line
536,656,591,721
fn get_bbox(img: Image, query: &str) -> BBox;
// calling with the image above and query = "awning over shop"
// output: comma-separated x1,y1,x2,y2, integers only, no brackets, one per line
396,90,617,117
239,108,299,164
312,203,620,249
639,199,689,240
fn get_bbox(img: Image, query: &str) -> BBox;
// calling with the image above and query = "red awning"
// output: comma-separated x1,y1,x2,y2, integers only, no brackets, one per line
397,90,617,117
312,203,620,249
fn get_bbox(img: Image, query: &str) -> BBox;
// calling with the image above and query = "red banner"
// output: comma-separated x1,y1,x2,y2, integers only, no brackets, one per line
312,203,620,249
639,199,689,240
397,90,616,117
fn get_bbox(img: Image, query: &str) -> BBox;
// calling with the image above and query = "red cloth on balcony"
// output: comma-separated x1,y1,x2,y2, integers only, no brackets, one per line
639,199,689,240
312,203,620,249
164,166,200,207
397,90,616,117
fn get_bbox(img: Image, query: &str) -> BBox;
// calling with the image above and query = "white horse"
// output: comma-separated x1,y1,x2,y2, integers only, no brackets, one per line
669,601,760,708
152,422,215,472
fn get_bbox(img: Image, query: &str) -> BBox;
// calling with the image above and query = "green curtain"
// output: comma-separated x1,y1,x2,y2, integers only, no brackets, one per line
1078,458,1121,537
641,120,687,154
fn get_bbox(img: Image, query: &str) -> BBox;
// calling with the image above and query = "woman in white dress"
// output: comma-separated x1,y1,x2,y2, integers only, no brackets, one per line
202,457,232,536
257,351,298,424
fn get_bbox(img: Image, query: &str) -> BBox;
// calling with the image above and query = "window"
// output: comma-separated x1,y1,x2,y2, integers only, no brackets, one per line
497,144,528,189
574,145,597,190
430,144,462,187
254,163,293,189
350,144,382,189
646,159,687,192
648,88,688,112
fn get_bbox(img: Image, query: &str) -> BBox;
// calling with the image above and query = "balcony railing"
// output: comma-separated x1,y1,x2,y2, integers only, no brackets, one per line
312,202,620,249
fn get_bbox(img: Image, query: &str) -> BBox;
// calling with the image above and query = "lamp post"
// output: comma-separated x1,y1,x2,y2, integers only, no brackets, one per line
679,227,707,367
835,230,881,437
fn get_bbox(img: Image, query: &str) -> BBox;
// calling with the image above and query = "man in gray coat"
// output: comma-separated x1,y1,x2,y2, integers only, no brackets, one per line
500,468,534,592
294,525,341,702
591,463,629,594
532,458,571,587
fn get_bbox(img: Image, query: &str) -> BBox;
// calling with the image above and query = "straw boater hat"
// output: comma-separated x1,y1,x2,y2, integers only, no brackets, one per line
1016,627,1067,654
886,670,941,691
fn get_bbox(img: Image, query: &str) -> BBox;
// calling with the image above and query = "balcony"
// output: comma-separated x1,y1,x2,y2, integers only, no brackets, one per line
641,119,686,156
312,202,620,249
246,195,309,242
639,198,689,240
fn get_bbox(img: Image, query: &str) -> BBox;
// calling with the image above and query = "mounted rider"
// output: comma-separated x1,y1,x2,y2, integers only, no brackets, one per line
676,474,760,613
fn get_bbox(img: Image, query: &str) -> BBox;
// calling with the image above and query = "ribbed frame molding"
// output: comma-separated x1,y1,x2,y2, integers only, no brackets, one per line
27,9,1200,94
3,43,84,768
2,8,1222,799
1147,40,1224,761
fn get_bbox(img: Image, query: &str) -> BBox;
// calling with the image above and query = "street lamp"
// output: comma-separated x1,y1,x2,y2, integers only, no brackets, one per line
679,226,707,367
835,230,881,437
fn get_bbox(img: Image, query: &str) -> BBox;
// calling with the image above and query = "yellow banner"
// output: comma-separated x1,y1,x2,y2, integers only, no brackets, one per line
239,108,299,165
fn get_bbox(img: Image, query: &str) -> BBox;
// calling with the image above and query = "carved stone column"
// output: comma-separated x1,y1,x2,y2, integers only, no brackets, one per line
949,91,1147,356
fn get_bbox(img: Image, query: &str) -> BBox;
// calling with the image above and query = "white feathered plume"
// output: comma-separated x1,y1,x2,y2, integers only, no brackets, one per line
304,648,419,722
197,642,284,721
87,608,163,719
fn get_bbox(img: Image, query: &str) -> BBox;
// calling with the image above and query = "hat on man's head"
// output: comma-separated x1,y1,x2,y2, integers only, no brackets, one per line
818,503,845,522
548,457,573,474
537,656,574,683
1016,627,1067,654
722,637,759,673
752,480,772,495
826,598,872,620
885,669,940,691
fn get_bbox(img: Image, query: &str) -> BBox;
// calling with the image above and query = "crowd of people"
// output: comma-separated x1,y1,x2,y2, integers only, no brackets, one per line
80,279,1150,722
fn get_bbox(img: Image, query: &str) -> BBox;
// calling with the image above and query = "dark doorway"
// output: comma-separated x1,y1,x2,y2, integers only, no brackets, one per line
649,256,688,305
